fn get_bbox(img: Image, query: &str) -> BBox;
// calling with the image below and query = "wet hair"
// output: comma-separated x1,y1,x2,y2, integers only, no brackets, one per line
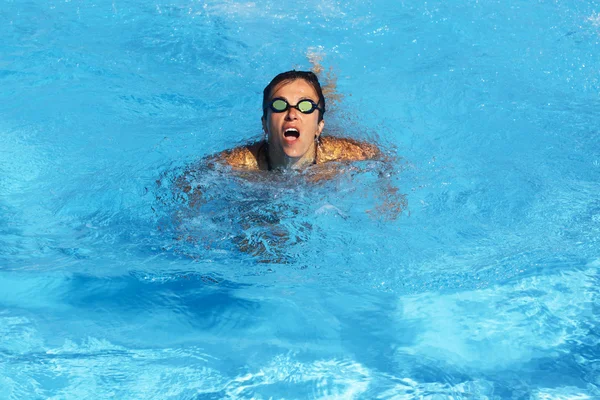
262,70,326,122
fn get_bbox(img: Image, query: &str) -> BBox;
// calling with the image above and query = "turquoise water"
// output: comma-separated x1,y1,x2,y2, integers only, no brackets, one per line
1,0,600,398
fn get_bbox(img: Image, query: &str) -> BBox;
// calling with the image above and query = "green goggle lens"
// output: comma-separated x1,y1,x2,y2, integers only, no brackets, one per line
271,99,288,112
268,98,321,114
297,100,314,113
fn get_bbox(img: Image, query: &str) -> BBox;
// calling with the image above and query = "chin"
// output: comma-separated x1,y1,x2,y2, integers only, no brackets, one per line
283,147,308,159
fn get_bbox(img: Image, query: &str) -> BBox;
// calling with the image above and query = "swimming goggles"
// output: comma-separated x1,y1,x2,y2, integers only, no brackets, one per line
267,98,323,114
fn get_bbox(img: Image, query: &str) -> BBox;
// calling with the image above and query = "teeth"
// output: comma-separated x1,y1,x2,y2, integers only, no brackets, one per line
285,128,298,133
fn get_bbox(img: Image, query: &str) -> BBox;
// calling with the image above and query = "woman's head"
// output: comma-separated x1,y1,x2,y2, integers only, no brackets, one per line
261,71,326,169
262,70,326,122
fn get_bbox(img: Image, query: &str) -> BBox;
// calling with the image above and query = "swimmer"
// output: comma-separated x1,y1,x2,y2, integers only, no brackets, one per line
216,70,380,171
173,66,405,227
163,68,405,262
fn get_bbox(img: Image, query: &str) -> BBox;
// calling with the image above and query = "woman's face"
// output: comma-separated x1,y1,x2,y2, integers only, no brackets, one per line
262,79,325,168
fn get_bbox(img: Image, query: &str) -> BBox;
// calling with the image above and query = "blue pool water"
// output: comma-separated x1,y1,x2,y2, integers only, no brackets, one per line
1,0,600,398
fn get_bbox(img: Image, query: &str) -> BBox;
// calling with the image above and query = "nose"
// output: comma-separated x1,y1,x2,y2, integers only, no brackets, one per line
285,106,300,120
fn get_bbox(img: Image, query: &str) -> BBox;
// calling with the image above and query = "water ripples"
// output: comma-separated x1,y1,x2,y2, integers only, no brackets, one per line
2,0,600,397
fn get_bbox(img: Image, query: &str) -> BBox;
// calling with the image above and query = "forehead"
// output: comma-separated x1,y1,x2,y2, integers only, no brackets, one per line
269,79,319,100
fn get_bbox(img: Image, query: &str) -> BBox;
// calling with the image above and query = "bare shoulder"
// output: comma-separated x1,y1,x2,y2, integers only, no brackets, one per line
219,142,267,170
317,136,380,164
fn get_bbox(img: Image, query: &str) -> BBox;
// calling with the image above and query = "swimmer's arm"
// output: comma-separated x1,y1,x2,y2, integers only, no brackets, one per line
369,154,406,221
320,137,405,220
218,142,266,171
307,136,381,182
312,137,405,219
368,179,407,221
173,142,264,202
317,136,381,163
173,152,249,211
173,163,209,209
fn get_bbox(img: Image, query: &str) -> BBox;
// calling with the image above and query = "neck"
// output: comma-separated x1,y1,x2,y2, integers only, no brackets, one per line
266,141,318,171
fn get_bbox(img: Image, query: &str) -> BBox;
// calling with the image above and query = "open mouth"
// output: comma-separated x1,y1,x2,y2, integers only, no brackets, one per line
284,128,300,139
